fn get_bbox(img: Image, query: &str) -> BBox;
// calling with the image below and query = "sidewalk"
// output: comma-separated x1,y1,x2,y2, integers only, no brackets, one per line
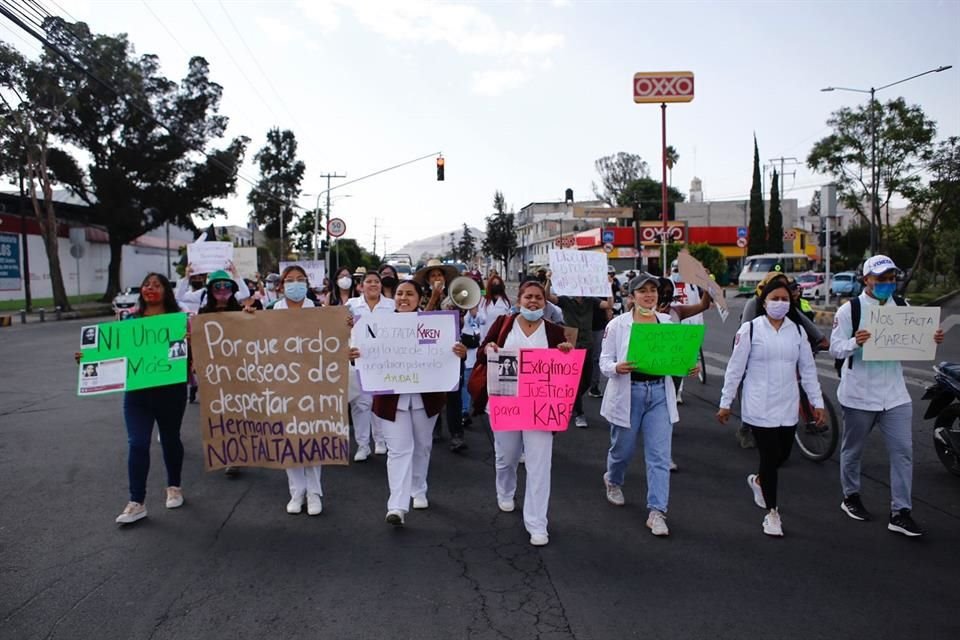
0,301,113,326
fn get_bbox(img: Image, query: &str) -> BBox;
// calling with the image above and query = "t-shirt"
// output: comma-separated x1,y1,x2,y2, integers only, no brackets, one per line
557,296,599,348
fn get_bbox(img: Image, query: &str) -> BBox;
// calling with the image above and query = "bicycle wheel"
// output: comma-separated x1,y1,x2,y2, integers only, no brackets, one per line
795,396,839,462
697,348,707,385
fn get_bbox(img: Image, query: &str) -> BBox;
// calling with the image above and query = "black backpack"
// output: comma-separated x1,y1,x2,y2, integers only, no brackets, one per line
833,295,906,375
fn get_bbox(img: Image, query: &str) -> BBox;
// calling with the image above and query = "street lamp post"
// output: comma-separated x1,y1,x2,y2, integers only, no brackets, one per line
821,65,952,254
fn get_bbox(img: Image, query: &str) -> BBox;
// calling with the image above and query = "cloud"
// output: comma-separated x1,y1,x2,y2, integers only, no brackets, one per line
295,0,341,33
472,68,528,97
257,15,310,44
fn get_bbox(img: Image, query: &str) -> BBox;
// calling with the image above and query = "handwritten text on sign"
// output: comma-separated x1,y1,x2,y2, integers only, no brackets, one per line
488,349,586,431
548,249,609,297
187,241,234,274
626,323,705,376
280,260,325,289
863,305,941,361
354,311,461,394
192,308,351,470
77,313,188,396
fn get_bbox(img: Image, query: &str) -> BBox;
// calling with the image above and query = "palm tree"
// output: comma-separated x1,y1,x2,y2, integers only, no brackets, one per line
665,145,679,186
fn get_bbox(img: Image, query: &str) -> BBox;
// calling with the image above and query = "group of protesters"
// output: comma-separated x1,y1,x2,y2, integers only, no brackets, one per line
101,251,944,547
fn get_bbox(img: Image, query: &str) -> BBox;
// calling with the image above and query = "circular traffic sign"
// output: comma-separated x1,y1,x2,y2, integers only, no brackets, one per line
603,243,614,254
327,218,346,238
736,237,747,248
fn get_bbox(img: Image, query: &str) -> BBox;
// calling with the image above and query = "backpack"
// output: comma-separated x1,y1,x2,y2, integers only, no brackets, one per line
833,295,906,375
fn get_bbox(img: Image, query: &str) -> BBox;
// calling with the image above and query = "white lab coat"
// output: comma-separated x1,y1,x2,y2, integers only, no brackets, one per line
719,316,823,427
599,312,680,426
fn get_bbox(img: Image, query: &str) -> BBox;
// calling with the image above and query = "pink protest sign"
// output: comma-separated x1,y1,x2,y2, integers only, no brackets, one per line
488,348,586,431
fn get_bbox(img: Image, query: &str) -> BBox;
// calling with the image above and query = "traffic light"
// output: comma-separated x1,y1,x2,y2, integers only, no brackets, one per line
320,240,329,253
818,232,826,247
436,156,445,181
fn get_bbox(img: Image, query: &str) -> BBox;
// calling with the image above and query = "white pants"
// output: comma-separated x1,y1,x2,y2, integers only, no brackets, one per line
286,465,322,499
351,392,385,450
494,430,553,536
380,409,437,512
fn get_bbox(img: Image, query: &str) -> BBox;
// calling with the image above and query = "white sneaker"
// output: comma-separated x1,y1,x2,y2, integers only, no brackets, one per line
413,496,429,510
374,442,387,455
386,510,405,526
115,501,146,524
646,509,669,536
669,459,678,472
354,446,371,462
165,486,183,509
519,453,526,465
530,533,549,546
763,509,784,537
286,494,304,514
307,493,323,516
574,415,588,428
603,472,625,506
747,474,767,509
498,499,515,513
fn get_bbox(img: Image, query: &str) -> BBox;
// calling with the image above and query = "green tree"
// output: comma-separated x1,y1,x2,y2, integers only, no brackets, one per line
457,224,477,264
767,169,783,253
619,177,685,221
482,190,516,275
807,97,937,249
748,136,767,255
666,243,727,280
248,128,305,260
291,207,322,257
328,238,380,274
592,152,650,206
28,18,248,299
665,145,679,187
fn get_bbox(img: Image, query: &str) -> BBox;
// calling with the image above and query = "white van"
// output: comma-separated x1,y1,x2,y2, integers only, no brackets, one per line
737,253,813,295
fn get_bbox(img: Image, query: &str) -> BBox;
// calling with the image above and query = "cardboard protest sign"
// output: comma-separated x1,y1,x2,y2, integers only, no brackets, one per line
863,305,940,361
77,313,188,396
488,348,586,431
280,260,325,288
677,249,729,322
626,323,705,376
192,308,352,470
187,241,234,274
353,311,461,394
548,249,609,297
233,246,259,280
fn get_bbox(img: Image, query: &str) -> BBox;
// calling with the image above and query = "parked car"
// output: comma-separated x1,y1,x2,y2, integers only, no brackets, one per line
796,272,826,300
830,271,862,297
112,287,139,319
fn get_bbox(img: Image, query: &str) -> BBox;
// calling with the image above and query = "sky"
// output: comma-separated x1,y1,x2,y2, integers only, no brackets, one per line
2,0,958,255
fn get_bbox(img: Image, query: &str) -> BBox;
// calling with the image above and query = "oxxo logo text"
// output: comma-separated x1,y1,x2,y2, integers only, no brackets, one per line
640,226,684,243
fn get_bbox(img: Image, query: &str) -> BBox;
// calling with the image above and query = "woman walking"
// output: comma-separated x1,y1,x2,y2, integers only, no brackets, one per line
717,279,825,536
326,266,356,307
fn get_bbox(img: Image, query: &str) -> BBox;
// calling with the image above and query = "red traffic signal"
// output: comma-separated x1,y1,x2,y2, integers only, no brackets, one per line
436,156,445,181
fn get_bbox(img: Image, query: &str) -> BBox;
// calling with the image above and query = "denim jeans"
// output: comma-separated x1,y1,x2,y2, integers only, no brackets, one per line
123,383,187,504
461,367,473,415
605,379,672,512
840,403,913,512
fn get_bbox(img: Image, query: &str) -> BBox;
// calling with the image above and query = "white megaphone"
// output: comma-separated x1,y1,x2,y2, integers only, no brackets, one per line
443,276,482,310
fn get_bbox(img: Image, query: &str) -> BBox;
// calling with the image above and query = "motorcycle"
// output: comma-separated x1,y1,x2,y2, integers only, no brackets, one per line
922,362,960,477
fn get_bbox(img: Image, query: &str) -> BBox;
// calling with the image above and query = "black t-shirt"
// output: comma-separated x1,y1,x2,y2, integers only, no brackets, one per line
557,296,600,348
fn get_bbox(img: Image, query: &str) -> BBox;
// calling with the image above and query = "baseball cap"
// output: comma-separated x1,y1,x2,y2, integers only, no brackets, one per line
863,255,898,276
607,265,616,274
628,272,660,292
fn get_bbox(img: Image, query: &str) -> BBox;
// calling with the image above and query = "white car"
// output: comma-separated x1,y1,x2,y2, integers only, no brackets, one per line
112,288,139,319
796,272,826,300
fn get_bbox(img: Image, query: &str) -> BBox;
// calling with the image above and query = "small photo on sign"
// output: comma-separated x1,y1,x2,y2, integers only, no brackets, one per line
80,325,98,349
82,362,99,378
78,357,127,395
168,340,188,360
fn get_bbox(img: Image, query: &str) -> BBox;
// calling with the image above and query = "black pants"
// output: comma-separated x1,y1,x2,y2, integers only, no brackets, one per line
573,352,594,416
435,360,465,439
749,425,796,510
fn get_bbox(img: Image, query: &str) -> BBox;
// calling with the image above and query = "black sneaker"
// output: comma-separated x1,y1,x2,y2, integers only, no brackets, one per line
841,494,872,521
888,509,924,537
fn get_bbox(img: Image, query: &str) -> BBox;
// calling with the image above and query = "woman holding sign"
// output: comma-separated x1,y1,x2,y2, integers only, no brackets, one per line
717,279,825,537
114,273,188,525
473,280,574,547
599,273,698,537
356,280,466,526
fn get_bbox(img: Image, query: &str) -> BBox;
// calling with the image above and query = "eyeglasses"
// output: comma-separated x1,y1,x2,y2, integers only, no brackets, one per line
212,282,233,291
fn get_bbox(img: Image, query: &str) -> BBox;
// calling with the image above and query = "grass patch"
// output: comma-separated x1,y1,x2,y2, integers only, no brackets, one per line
0,294,106,311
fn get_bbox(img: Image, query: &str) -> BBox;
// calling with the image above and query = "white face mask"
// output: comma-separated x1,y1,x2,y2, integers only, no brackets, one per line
765,300,791,320
337,276,353,290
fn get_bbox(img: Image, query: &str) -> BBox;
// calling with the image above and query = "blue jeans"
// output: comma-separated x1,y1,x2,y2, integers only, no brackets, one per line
461,367,473,415
840,403,913,512
606,379,672,512
123,384,187,503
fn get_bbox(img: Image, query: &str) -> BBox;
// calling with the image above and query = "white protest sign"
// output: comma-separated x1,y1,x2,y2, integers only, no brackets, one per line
233,247,259,280
187,241,234,274
548,249,609,297
281,260,326,288
863,305,941,361
677,249,728,321
353,311,461,394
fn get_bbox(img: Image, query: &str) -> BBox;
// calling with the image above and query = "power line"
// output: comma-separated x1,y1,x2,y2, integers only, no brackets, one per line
140,0,190,57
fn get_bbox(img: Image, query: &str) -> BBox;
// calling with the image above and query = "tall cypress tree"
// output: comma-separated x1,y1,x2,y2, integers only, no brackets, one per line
747,136,767,255
767,169,784,253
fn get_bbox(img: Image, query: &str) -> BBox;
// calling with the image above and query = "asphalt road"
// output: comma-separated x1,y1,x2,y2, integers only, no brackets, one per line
1,295,959,640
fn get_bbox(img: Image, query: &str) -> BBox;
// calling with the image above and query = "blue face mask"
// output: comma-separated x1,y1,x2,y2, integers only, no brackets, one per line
284,281,308,302
873,282,896,301
519,307,544,322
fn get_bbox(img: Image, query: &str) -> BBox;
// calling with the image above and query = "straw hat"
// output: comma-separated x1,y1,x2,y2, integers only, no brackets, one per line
413,259,459,285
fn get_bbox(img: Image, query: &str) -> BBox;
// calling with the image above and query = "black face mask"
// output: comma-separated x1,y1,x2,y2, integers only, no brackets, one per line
189,279,205,290
490,283,505,294
381,276,398,289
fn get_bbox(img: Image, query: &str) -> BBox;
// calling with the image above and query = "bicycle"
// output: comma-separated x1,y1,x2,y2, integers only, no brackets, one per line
795,383,839,462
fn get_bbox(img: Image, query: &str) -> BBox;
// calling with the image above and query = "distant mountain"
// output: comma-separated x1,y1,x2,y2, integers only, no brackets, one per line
389,226,486,264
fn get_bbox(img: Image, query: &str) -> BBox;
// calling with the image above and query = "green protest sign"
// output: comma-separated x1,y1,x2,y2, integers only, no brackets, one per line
78,313,189,396
626,323,705,376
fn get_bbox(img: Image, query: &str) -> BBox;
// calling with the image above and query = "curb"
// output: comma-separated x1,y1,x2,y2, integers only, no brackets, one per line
926,288,960,307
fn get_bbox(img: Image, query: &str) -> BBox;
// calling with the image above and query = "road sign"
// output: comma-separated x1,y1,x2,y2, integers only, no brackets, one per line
736,226,747,239
736,237,747,248
602,230,615,244
633,72,695,104
573,206,634,219
603,243,614,254
783,230,797,241
327,218,346,238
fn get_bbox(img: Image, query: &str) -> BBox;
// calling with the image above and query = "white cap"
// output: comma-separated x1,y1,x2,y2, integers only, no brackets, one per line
862,254,898,276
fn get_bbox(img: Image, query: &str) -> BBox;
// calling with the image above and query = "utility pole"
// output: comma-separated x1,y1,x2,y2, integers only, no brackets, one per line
315,172,346,262
372,218,378,258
